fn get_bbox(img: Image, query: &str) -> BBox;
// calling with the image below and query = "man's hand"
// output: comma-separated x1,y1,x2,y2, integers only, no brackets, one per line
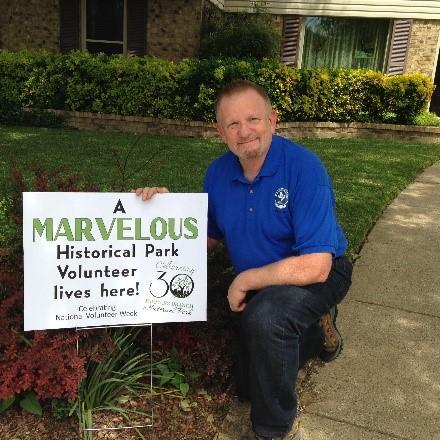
134,187,169,200
227,271,252,312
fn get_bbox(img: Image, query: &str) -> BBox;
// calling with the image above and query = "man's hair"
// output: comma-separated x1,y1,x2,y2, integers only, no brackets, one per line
215,80,272,119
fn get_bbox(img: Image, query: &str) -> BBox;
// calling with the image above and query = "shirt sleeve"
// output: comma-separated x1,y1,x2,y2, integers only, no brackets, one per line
203,165,224,241
290,154,339,256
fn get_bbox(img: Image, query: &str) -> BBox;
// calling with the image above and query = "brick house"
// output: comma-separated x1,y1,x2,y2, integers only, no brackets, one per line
219,1,440,111
1,0,439,109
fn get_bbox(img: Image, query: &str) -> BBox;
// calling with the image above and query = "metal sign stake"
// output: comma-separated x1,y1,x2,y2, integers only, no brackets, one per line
75,323,153,439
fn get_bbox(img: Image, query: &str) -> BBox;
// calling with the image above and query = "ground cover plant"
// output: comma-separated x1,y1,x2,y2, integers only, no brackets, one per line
2,126,440,439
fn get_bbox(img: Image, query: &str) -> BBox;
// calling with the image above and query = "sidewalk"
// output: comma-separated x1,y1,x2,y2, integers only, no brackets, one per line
216,161,440,440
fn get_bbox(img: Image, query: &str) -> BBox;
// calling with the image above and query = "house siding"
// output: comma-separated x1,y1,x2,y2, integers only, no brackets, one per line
0,0,60,52
406,19,440,79
215,0,440,19
147,0,203,60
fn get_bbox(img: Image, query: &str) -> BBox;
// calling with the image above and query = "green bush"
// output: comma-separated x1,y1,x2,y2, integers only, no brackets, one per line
0,50,35,124
200,9,280,60
384,73,435,123
413,111,440,126
0,49,435,125
285,68,387,123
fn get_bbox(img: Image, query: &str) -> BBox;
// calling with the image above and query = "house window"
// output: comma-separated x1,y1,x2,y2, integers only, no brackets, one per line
301,17,390,71
81,0,126,55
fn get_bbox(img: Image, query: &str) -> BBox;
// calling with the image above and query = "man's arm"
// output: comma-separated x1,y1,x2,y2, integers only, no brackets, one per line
227,252,332,312
208,237,220,252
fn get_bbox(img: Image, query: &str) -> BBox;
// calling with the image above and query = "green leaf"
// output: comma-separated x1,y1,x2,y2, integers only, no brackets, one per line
156,363,168,374
0,397,16,414
170,374,185,388
159,370,174,386
20,392,42,416
179,382,189,398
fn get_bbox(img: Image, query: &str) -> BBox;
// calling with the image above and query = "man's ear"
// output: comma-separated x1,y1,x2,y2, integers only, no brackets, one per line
216,122,227,142
269,110,278,133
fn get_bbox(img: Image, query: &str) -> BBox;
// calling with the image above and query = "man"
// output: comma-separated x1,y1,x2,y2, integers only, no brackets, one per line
136,80,352,440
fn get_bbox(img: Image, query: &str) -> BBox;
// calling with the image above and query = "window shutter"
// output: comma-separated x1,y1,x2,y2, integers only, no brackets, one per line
281,15,300,67
127,0,147,57
59,0,80,53
386,19,412,75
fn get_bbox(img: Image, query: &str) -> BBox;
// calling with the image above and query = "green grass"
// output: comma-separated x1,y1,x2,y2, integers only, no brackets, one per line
0,126,227,193
300,138,440,258
2,125,440,258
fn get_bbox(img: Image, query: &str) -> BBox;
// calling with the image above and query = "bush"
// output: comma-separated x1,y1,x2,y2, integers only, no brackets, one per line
0,166,108,404
413,111,440,126
200,9,281,60
384,73,435,123
0,49,435,125
0,50,66,127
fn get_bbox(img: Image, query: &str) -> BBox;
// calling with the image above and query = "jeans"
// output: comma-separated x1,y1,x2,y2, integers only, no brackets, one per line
232,256,353,438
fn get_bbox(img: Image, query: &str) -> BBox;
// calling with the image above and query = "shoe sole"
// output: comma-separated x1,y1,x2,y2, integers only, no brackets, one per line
319,306,343,363
319,324,343,362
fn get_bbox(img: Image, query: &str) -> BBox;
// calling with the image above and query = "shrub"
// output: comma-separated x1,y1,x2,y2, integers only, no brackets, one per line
0,49,435,125
413,111,440,126
0,166,108,404
200,7,281,60
384,73,435,123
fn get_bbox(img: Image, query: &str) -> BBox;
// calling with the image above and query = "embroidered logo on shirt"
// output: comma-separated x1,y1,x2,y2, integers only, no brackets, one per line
274,188,289,209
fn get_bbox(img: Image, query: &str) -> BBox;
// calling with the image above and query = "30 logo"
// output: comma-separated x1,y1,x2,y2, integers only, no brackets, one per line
149,271,194,298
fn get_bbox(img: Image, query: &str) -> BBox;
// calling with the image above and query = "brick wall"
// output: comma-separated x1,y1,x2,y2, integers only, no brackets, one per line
0,0,204,60
0,1,8,48
51,110,440,144
147,0,203,60
0,0,60,52
406,19,440,79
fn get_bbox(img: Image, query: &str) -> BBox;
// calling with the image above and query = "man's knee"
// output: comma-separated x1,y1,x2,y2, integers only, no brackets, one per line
241,285,306,336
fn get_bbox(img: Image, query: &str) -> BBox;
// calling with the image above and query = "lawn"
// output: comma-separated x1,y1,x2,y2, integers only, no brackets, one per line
2,125,440,258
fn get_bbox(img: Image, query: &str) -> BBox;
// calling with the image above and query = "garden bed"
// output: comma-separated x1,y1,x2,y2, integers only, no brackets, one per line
0,390,231,440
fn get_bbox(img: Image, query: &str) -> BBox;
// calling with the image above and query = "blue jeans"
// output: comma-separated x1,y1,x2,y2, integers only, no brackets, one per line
233,256,352,438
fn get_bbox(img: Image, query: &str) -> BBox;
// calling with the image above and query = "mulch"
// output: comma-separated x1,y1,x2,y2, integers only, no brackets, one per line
0,390,232,440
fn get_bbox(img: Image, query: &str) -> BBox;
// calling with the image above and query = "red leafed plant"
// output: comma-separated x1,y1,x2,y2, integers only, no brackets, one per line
0,250,105,401
0,166,110,403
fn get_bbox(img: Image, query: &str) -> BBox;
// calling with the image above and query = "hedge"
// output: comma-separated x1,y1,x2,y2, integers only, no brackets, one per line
0,49,435,125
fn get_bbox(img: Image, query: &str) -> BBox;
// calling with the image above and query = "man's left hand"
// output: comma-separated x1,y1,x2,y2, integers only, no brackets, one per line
227,271,251,312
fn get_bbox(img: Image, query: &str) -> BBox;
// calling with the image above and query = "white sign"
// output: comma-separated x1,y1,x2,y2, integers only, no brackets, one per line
23,192,207,330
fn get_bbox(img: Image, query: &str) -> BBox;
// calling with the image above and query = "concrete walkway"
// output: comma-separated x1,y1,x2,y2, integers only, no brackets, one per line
216,161,440,440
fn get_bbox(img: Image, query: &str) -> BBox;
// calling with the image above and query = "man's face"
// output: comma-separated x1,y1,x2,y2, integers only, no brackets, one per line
216,89,277,162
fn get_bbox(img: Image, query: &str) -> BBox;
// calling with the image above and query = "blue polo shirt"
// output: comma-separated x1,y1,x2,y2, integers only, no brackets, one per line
203,135,347,274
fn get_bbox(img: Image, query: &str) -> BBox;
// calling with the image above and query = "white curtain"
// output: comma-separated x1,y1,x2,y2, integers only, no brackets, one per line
302,17,389,71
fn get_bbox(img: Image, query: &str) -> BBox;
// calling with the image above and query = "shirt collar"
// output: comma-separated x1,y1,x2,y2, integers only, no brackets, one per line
231,135,282,183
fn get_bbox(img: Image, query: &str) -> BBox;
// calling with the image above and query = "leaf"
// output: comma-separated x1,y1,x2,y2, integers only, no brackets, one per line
0,397,16,414
117,395,130,404
159,370,174,386
179,399,191,412
179,382,189,398
170,375,183,387
20,392,42,416
155,363,168,374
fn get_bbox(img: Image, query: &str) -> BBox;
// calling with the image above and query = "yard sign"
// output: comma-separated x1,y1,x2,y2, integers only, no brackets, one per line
23,192,207,330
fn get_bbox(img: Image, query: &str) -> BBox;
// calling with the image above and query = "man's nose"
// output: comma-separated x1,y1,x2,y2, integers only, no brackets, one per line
237,122,251,138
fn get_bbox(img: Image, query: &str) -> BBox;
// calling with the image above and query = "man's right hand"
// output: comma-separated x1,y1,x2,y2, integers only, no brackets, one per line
134,187,170,201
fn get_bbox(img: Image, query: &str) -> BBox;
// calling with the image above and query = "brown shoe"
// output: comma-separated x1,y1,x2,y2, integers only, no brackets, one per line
319,305,343,362
254,419,301,440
